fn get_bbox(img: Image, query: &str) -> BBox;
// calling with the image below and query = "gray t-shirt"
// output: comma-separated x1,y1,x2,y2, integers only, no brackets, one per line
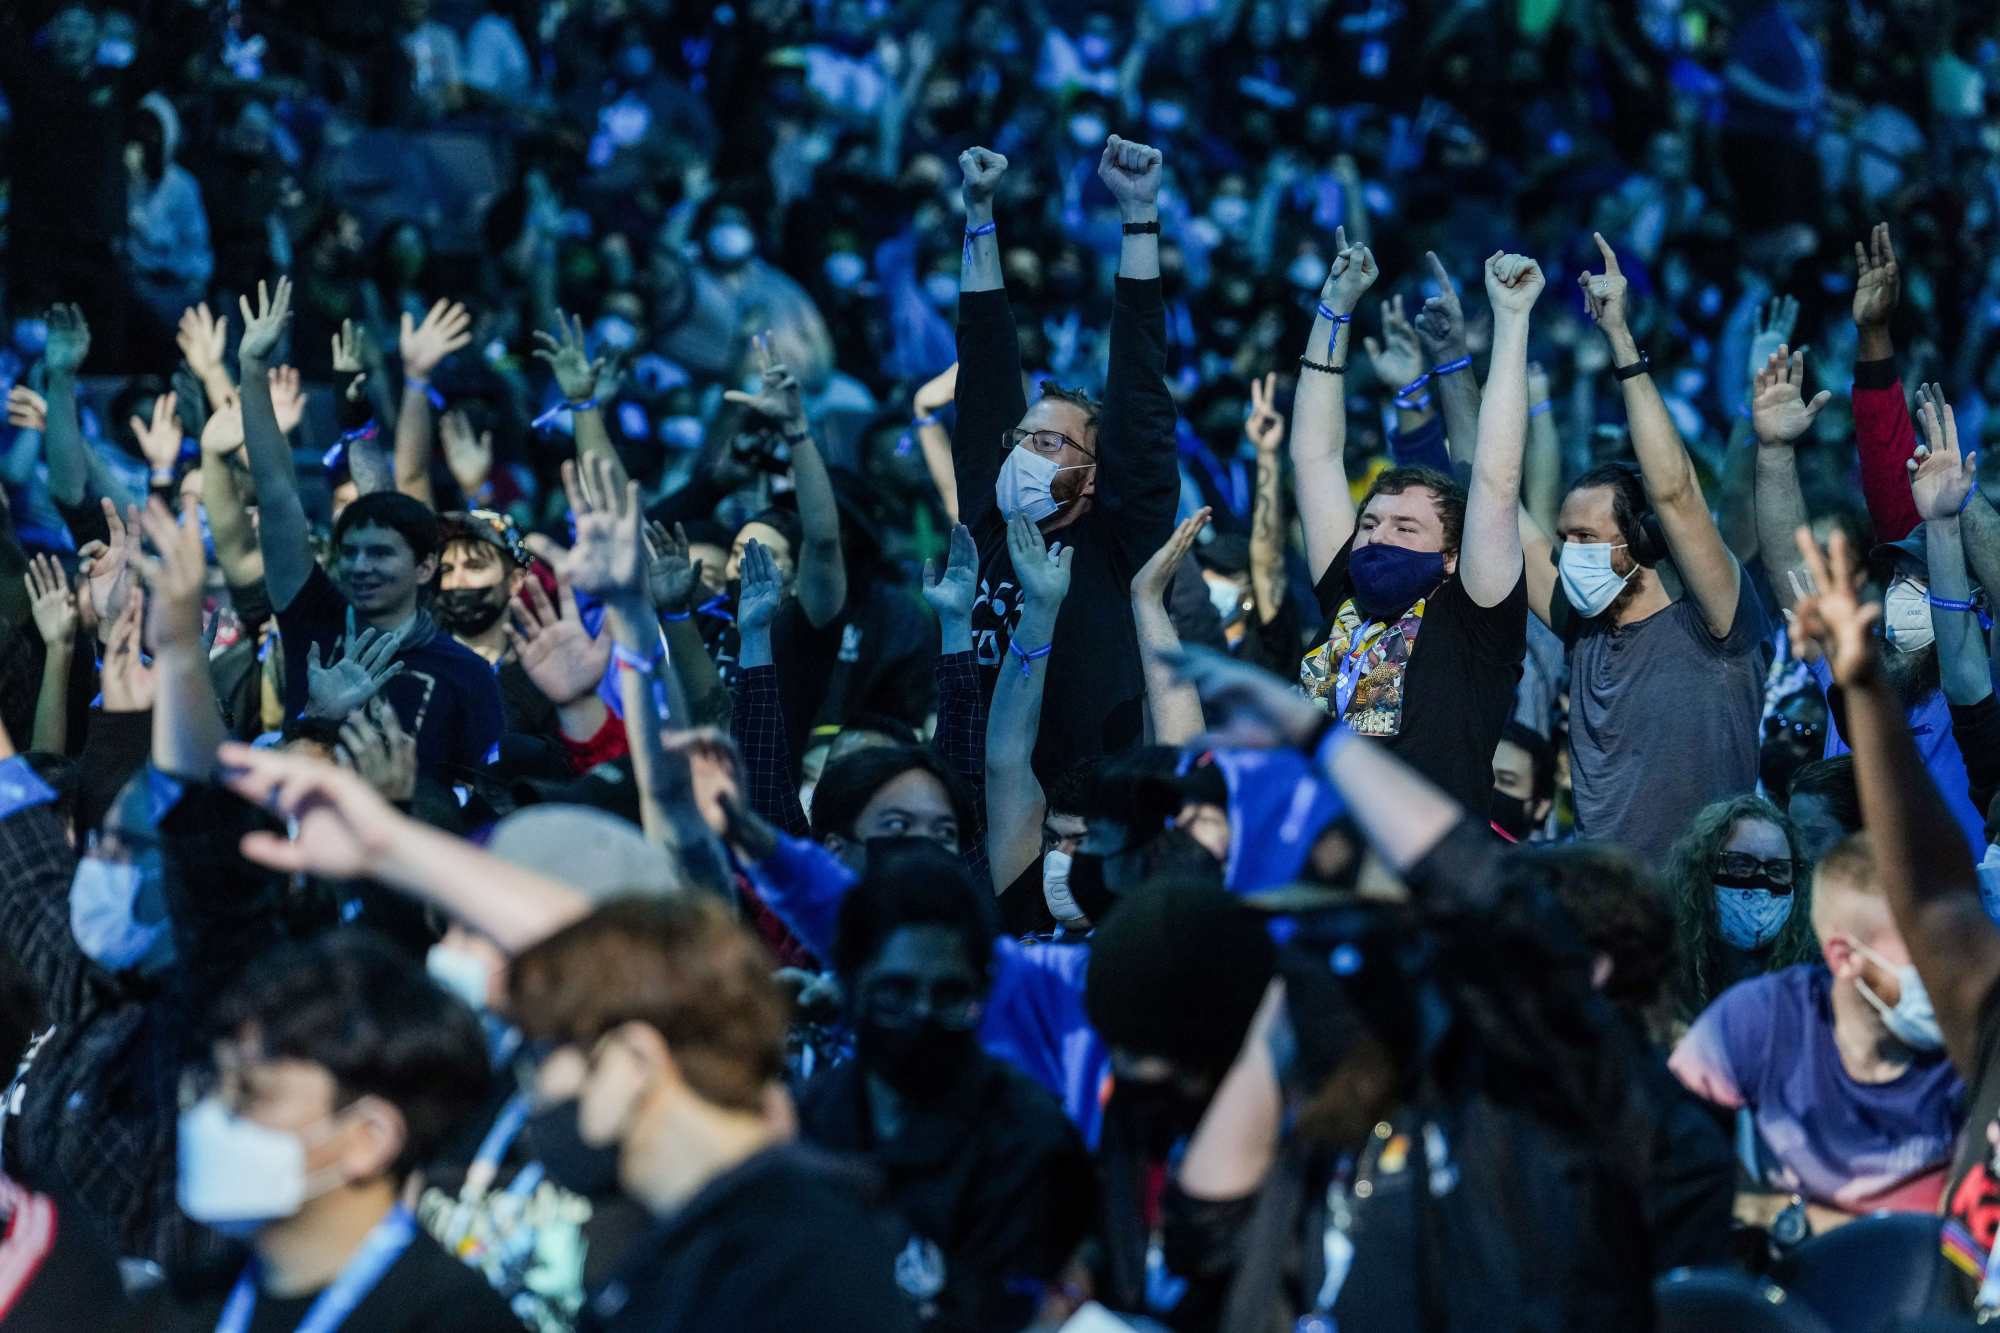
1559,563,1771,859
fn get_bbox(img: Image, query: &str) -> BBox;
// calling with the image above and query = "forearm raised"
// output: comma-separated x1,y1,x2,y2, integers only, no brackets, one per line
1754,449,1811,610
392,383,437,507
1290,310,1357,581
1924,516,1991,705
151,646,226,780
43,372,87,507
201,457,264,588
1248,448,1284,625
789,432,847,626
30,645,71,754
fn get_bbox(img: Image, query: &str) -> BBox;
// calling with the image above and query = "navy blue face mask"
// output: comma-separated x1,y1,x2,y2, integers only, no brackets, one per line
1348,543,1447,620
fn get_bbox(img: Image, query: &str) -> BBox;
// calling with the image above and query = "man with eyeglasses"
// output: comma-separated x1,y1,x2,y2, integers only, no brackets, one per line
1671,831,1965,1227
795,839,1092,1330
951,135,1179,768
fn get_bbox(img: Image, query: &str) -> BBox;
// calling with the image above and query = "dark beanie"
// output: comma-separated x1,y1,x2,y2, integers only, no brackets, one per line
1085,876,1277,1078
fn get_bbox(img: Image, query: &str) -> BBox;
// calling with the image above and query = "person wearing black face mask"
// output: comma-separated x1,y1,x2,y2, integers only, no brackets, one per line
1293,248,1539,818
1489,721,1556,842
434,511,561,739
798,842,1093,1331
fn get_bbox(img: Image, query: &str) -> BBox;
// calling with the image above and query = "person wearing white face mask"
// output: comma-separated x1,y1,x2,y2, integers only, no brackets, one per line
951,134,1180,773
153,931,515,1331
1672,833,1965,1225
1518,233,1773,861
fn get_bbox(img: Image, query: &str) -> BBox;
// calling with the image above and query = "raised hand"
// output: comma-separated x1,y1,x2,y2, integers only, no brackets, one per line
1853,222,1900,331
558,452,645,603
6,386,48,433
532,310,606,403
24,555,78,647
1412,251,1469,359
1750,345,1832,447
1134,507,1211,605
1910,382,1979,521
305,619,406,721
721,333,807,431
100,594,155,712
133,496,208,654
1164,643,1323,750
1363,296,1427,392
1320,225,1378,316
129,389,182,473
44,304,91,376
1007,511,1073,609
1747,294,1799,380
643,520,703,614
269,365,307,434
218,742,402,881
200,394,245,456
737,538,785,635
959,146,1009,216
176,303,228,382
1792,526,1882,689
913,362,958,419
440,409,493,496
336,697,418,804
1096,135,1164,216
1245,373,1285,454
506,576,611,706
80,498,141,626
1484,251,1546,318
400,298,473,382
331,318,368,376
920,523,978,623
1576,233,1630,336
237,277,292,366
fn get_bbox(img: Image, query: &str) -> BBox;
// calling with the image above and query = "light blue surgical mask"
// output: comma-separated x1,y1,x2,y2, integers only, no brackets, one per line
71,856,172,972
995,446,1088,523
1558,541,1633,618
1715,884,1793,951
1847,938,1944,1051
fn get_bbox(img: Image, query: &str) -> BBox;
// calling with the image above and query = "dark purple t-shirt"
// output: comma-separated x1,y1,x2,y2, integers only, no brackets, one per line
1670,963,1964,1212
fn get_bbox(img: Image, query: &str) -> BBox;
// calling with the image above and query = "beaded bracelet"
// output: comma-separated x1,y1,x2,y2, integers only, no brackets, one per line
1299,355,1345,376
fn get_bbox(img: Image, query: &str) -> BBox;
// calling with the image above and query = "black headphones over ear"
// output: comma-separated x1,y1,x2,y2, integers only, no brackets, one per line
1549,462,1669,567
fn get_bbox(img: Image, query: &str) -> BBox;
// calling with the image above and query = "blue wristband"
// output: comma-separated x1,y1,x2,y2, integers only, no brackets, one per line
1008,637,1053,678
1396,372,1432,399
1432,355,1474,376
1960,486,1980,516
963,221,995,261
1394,390,1433,412
1928,591,1994,631
530,398,598,432
1529,400,1553,417
408,377,447,410
1315,302,1352,325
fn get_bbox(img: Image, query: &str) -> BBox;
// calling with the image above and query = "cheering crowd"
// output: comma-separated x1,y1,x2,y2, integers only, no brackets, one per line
4,0,2000,1329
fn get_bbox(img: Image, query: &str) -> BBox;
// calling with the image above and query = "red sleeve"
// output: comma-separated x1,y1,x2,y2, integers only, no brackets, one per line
557,710,630,774
1853,359,1922,542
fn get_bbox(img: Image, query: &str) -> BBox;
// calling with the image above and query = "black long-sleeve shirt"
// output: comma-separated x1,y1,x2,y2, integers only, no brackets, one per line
954,278,1179,773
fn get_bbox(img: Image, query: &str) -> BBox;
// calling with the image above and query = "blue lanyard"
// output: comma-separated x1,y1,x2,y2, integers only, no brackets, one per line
216,1205,417,1333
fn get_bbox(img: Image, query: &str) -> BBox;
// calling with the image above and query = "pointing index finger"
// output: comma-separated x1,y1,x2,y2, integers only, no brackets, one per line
1591,232,1621,275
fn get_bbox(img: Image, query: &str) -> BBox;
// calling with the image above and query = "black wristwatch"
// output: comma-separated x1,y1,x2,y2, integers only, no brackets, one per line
1612,351,1651,381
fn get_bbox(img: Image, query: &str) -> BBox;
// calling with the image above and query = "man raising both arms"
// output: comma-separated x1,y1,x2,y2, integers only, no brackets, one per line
235,278,504,771
1293,244,1537,814
952,136,1179,770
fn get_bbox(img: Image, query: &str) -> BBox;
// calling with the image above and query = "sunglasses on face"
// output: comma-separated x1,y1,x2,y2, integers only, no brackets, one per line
1713,852,1798,888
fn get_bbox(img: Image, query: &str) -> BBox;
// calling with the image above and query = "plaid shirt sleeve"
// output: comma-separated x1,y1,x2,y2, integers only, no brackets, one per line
731,664,810,839
933,650,993,890
0,759,90,1027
